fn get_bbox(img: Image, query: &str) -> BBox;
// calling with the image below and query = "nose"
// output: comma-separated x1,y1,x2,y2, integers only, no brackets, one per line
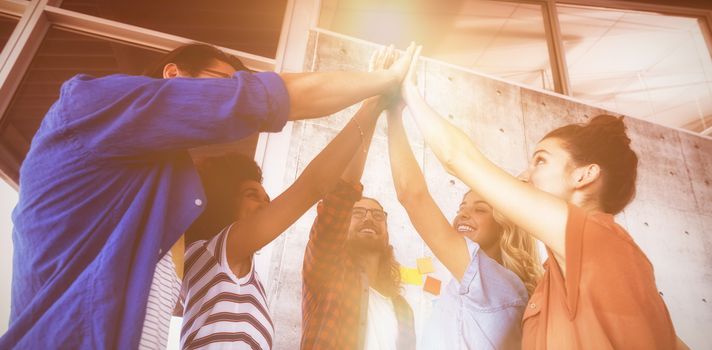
258,199,269,210
363,211,377,222
456,209,470,220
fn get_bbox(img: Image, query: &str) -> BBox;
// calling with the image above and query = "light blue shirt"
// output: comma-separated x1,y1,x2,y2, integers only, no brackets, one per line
420,239,528,350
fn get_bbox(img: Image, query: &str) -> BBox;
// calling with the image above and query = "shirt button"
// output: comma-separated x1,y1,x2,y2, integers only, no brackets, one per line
158,248,163,255
194,199,203,206
530,303,536,309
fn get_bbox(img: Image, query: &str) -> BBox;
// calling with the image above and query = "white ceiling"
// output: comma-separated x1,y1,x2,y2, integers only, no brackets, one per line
320,0,712,136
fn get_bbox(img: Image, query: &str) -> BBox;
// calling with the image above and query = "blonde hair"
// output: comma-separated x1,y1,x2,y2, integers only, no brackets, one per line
493,211,544,296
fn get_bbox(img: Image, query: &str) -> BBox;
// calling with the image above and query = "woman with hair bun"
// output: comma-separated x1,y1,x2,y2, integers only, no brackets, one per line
393,49,682,349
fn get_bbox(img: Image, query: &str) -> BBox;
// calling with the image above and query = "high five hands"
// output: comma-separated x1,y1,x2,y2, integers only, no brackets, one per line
369,42,423,112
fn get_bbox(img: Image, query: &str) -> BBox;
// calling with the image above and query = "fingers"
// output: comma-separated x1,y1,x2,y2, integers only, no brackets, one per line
383,44,396,69
369,46,386,72
413,45,422,63
370,44,398,72
404,42,416,60
368,48,381,72
398,42,416,69
407,45,422,84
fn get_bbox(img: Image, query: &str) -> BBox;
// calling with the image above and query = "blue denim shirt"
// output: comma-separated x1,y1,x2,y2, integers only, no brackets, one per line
2,72,289,349
421,239,528,349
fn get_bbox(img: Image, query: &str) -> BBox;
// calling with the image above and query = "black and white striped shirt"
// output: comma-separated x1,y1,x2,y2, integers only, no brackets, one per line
139,251,181,350
180,227,273,350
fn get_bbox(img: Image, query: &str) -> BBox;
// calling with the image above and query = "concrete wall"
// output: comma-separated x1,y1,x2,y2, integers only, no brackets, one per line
264,30,712,349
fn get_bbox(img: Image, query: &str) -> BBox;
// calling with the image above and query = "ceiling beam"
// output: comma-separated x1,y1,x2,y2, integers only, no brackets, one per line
42,6,276,72
0,0,51,128
542,0,571,96
681,114,712,133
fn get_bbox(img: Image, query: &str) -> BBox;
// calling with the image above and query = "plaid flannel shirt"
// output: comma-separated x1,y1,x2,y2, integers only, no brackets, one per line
301,181,415,350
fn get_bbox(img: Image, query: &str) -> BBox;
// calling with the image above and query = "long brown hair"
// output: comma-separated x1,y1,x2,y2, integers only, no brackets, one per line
348,196,403,298
376,245,403,298
347,243,402,298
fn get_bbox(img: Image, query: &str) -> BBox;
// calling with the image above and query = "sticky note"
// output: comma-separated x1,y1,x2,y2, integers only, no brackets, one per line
423,276,442,295
400,266,423,285
416,257,435,274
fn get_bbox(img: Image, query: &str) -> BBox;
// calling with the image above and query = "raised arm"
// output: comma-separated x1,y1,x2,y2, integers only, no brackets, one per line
386,105,470,280
226,46,400,264
339,97,380,184
301,97,381,288
401,50,568,267
301,48,395,290
339,45,399,184
281,43,416,121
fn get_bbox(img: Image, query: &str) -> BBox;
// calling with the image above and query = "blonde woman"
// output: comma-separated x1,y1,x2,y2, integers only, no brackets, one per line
386,102,542,349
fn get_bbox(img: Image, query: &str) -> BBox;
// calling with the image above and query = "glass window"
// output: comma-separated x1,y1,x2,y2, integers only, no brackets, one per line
558,5,712,132
0,14,19,51
0,27,259,183
3,27,164,149
59,0,287,58
319,0,554,90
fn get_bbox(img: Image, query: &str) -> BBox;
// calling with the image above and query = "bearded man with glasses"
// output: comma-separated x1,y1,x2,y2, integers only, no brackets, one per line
302,190,415,350
297,46,414,350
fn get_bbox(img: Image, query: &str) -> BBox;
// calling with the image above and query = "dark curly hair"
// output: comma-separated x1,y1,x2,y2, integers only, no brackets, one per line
186,153,262,244
543,114,638,214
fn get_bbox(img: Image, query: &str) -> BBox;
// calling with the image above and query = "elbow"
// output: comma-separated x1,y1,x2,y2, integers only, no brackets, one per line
395,188,411,205
396,185,428,207
440,149,461,178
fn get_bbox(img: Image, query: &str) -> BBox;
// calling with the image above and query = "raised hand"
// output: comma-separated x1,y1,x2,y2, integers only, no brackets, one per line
387,42,417,84
369,44,396,72
401,45,423,101
391,44,422,113
368,45,399,110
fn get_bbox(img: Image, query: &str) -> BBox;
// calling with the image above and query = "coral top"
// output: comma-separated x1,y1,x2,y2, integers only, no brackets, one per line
522,204,676,349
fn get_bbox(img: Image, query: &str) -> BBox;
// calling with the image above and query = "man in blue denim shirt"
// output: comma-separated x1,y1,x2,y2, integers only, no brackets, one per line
2,43,415,349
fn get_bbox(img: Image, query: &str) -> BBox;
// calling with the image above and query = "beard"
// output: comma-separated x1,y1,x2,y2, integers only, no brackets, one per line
347,220,388,254
346,235,388,253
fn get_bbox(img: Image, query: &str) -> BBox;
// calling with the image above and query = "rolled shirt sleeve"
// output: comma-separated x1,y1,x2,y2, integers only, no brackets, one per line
303,180,363,288
57,71,290,161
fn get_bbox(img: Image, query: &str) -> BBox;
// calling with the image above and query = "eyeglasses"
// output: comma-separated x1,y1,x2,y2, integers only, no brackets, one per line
352,207,387,222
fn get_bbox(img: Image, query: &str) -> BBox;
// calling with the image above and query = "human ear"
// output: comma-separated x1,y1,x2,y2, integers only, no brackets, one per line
162,63,180,79
572,164,601,189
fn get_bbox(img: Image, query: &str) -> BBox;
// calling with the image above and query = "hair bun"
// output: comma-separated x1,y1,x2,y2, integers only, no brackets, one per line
588,114,631,146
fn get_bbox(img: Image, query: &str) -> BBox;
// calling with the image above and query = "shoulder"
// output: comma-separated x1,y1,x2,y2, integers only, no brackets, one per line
565,205,657,288
58,73,157,111
459,241,528,309
184,228,229,264
468,240,523,287
185,239,208,258
575,208,650,265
